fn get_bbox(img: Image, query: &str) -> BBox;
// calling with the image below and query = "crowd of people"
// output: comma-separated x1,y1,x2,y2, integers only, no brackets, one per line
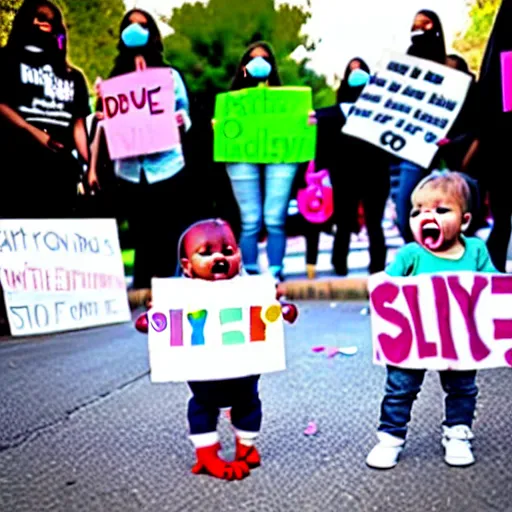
0,0,510,288
1,0,511,480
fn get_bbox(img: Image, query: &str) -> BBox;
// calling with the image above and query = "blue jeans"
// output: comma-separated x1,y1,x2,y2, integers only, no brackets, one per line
226,162,298,275
187,376,261,435
379,366,478,439
395,161,427,243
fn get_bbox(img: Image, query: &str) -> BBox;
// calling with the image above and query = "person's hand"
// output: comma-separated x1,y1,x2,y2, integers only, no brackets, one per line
134,55,147,71
281,302,298,324
87,167,100,194
32,127,64,152
308,110,317,126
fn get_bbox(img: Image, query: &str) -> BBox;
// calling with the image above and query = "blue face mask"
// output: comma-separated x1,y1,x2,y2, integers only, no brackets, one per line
121,23,150,48
246,56,272,79
347,68,370,87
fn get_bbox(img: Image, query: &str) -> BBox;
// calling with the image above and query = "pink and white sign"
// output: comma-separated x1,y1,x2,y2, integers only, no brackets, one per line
500,51,512,113
100,68,180,160
368,272,512,371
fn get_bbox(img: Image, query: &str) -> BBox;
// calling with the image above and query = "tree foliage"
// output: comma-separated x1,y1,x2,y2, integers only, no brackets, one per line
0,0,23,47
453,0,500,75
162,0,334,110
0,0,125,89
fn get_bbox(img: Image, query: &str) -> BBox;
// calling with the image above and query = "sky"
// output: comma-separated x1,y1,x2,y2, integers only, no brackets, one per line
124,0,472,83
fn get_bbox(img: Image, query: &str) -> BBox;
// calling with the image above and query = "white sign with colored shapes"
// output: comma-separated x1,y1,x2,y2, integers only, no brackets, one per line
148,275,286,382
368,271,512,371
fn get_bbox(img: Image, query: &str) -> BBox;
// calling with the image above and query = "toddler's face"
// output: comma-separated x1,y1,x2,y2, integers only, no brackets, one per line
181,224,241,280
409,192,469,252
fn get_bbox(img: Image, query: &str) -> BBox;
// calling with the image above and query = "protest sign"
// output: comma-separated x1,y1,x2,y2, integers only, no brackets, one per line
501,51,512,112
100,68,179,160
148,275,286,382
0,219,131,336
213,86,316,164
342,51,472,168
368,271,512,371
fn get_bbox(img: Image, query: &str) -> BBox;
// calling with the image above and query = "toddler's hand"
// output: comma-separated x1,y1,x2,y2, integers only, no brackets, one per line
281,302,298,324
135,312,149,333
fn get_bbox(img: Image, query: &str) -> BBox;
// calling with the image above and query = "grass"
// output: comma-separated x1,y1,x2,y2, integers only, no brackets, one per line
122,249,135,276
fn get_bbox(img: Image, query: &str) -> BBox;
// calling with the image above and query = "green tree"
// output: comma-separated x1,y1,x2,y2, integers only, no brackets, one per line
0,0,125,89
162,0,334,109
453,0,500,75
0,0,23,47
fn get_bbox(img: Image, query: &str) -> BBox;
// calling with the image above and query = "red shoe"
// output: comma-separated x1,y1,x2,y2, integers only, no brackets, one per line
235,439,261,468
191,443,250,480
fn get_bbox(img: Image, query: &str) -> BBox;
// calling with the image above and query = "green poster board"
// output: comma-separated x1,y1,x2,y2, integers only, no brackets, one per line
213,86,317,164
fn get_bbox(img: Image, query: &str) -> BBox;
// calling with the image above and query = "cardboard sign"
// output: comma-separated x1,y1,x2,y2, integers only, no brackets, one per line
148,276,286,382
0,219,131,336
368,271,512,371
100,68,180,160
501,51,512,112
213,86,316,164
342,51,472,168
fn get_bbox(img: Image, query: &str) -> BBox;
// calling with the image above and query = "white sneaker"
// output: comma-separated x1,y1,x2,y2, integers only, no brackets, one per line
366,432,405,469
442,425,475,467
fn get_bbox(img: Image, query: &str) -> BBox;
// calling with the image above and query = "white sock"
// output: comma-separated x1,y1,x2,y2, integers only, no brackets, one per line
189,431,219,448
234,428,259,447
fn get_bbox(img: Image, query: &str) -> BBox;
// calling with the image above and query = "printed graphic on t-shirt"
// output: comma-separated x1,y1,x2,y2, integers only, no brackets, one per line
18,62,75,128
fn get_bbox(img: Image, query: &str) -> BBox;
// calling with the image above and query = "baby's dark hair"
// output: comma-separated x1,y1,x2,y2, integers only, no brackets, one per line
177,218,231,260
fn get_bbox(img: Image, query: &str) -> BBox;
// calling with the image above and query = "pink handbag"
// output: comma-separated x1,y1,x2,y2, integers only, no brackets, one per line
297,161,334,224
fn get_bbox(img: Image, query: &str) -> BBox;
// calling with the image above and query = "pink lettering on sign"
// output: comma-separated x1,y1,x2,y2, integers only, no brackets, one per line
491,275,512,339
370,282,413,364
370,273,512,369
447,275,490,361
100,69,180,160
501,51,512,113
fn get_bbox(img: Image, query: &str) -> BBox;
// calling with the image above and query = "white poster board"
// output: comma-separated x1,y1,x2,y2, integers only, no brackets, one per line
342,51,472,168
0,219,131,336
148,275,286,382
368,271,512,370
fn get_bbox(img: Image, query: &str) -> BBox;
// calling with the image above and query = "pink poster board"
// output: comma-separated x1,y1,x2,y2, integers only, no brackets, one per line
501,51,512,113
368,272,512,371
100,68,180,160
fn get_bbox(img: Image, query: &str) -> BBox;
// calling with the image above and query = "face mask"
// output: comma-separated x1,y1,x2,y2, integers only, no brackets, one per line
121,23,150,48
347,68,370,88
246,56,272,79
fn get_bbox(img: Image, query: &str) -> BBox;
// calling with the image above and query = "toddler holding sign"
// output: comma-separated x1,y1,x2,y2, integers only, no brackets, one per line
366,171,497,469
136,219,298,480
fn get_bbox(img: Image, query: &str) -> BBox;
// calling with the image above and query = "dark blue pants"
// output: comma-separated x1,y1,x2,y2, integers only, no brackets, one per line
187,375,262,435
379,366,478,439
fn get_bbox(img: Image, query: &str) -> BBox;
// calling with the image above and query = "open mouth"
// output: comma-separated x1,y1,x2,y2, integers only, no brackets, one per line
420,221,444,250
211,260,229,275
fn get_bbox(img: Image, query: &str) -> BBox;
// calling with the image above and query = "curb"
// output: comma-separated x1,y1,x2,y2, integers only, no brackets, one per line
127,277,370,309
281,276,369,301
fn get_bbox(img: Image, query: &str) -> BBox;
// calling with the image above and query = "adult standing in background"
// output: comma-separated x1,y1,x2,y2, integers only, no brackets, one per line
225,41,312,282
0,0,90,218
470,0,512,272
394,9,447,243
314,57,391,276
88,8,192,290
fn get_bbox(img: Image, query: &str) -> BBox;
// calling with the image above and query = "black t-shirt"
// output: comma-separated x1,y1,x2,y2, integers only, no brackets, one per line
0,46,90,149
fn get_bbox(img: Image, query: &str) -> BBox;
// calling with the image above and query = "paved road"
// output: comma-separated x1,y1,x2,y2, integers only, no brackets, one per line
1,303,511,512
